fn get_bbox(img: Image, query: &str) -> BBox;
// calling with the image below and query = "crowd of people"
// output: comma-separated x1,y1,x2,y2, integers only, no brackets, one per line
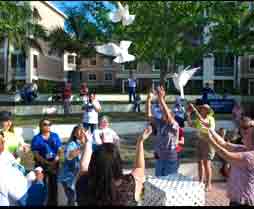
1,81,254,206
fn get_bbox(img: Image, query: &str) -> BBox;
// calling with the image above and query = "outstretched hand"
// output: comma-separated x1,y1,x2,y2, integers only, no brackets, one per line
141,125,153,141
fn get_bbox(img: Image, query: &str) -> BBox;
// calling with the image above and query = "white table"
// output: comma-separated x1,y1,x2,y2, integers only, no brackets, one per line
142,174,205,206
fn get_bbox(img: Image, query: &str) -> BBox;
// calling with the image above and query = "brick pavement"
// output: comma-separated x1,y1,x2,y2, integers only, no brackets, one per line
205,181,229,206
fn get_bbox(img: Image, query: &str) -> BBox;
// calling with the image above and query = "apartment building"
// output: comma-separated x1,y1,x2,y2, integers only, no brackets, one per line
0,1,68,90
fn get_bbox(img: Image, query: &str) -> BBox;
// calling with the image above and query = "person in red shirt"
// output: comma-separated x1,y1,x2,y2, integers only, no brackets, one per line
176,127,184,153
63,82,72,115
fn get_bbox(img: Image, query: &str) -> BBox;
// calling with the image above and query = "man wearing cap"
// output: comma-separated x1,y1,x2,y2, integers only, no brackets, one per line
187,100,215,191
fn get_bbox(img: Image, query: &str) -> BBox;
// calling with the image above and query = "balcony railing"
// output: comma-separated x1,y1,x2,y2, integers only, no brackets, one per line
14,67,26,77
214,66,234,76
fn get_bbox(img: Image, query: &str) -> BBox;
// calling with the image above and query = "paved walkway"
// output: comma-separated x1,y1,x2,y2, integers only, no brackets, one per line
206,182,229,206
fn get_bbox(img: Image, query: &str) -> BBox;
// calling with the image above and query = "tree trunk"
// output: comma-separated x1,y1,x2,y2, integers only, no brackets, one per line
160,58,168,88
3,37,12,92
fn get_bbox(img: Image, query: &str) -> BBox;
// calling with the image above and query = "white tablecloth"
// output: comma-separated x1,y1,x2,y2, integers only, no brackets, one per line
142,174,205,206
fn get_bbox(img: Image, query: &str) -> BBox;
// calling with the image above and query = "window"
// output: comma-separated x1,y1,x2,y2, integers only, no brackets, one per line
33,55,38,69
11,54,18,68
214,53,234,76
124,61,137,71
88,73,97,81
104,72,113,81
90,58,96,66
152,59,160,71
249,56,254,71
104,57,113,66
68,55,75,64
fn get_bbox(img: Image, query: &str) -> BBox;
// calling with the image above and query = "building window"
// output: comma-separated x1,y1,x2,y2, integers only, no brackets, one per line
152,59,160,71
88,73,97,81
123,61,137,71
68,55,75,64
103,57,113,66
33,55,38,69
214,53,234,76
11,54,18,68
104,72,113,81
249,56,254,71
90,58,96,66
214,80,234,94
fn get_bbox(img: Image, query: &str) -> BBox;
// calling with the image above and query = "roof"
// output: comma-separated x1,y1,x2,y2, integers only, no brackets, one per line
42,1,67,19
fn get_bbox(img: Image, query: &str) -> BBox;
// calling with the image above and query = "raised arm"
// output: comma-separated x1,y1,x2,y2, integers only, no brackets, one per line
79,131,93,175
131,126,152,202
204,128,244,164
208,128,241,151
146,90,153,120
157,86,175,124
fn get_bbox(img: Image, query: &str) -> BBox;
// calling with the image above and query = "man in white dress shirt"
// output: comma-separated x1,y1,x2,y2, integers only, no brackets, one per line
128,73,137,103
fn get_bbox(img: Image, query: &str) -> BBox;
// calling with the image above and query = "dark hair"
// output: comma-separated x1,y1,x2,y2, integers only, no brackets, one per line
39,118,51,133
68,124,83,143
195,99,204,106
86,143,123,205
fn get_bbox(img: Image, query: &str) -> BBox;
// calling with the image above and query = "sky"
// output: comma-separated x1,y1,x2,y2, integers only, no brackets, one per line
51,1,115,15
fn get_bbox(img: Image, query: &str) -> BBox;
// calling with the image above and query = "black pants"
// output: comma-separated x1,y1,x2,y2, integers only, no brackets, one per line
45,172,58,206
76,175,89,206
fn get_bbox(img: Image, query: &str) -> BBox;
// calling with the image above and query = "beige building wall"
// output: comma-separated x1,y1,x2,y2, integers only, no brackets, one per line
30,1,66,31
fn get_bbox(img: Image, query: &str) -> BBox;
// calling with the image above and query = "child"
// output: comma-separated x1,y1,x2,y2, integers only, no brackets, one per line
133,93,141,112
26,167,48,206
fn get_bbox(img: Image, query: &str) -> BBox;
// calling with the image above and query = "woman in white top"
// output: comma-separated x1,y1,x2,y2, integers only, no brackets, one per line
92,116,120,149
82,91,101,134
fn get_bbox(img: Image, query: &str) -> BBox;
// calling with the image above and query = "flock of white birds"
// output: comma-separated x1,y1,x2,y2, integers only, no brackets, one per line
95,1,200,98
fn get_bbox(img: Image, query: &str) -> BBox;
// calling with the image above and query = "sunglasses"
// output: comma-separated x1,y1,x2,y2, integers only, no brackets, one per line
42,122,51,127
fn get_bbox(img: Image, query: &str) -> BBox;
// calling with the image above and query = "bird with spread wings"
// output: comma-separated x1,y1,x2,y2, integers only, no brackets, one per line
95,41,135,64
166,66,200,99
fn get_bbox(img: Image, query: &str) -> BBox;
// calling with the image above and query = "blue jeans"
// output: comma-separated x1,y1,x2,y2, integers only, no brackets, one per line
62,182,76,206
155,159,179,177
83,123,96,134
128,87,136,103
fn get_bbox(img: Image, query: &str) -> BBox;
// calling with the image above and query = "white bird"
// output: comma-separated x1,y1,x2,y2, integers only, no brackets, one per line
95,41,135,63
109,2,135,26
168,66,200,99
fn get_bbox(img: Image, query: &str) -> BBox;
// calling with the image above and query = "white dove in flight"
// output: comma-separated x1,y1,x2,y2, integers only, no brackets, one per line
95,41,135,63
109,1,135,26
169,66,200,99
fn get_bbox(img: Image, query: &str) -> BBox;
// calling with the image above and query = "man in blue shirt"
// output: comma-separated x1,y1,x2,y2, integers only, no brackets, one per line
202,83,215,104
128,73,137,103
31,118,62,206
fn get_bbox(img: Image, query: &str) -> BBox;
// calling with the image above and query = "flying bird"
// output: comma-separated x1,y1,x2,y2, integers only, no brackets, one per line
95,41,135,64
109,1,135,26
167,66,200,99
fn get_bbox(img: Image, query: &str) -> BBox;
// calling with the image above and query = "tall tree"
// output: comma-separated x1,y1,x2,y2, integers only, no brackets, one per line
48,1,114,89
110,1,210,86
0,1,47,91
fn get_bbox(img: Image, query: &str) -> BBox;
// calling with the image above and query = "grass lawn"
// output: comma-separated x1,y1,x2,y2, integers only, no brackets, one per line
13,112,232,126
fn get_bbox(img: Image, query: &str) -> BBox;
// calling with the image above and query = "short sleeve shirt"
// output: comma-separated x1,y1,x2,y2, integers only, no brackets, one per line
153,119,179,160
31,132,62,161
83,100,101,124
227,148,254,205
3,131,24,154
128,79,136,88
93,128,120,145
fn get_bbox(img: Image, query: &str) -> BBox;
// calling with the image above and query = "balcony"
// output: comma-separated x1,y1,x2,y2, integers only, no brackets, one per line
14,67,26,78
214,66,234,76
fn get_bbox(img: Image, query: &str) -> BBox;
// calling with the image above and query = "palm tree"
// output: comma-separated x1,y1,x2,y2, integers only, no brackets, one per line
47,1,114,89
0,1,47,91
